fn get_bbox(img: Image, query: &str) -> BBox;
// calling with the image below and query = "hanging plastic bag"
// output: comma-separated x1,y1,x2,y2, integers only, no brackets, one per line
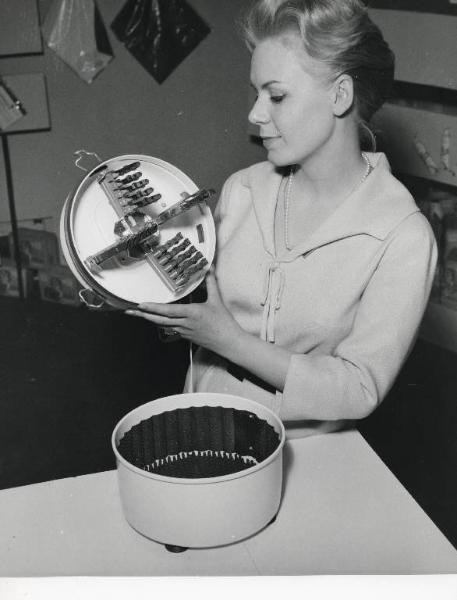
42,0,113,84
111,0,210,84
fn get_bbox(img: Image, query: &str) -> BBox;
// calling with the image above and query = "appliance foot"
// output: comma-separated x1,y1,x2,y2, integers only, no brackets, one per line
165,544,188,553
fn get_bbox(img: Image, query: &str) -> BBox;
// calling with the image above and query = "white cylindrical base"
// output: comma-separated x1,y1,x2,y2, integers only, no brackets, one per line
112,393,285,548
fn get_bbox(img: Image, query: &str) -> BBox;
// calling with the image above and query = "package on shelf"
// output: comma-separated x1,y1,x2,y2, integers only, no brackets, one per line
429,189,457,215
416,189,457,304
442,248,457,310
443,213,457,259
0,259,27,298
36,264,81,306
8,227,59,269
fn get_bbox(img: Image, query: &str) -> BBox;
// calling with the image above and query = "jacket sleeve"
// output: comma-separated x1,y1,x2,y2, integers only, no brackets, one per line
280,212,438,421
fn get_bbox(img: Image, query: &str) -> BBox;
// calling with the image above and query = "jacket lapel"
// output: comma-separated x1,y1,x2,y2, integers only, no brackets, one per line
243,161,284,258
246,153,420,260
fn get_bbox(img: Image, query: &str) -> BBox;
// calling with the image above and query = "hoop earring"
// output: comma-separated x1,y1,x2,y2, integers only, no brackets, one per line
359,121,377,152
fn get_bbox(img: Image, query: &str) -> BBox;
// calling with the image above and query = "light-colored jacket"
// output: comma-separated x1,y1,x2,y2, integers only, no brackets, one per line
185,153,437,437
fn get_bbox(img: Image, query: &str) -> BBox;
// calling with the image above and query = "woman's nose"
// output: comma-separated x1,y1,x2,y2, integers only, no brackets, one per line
248,97,269,125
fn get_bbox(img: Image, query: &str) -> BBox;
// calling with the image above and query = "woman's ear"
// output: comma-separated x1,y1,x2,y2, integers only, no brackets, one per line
332,74,354,117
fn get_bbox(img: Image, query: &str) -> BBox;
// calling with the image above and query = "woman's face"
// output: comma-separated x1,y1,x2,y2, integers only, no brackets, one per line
248,34,336,168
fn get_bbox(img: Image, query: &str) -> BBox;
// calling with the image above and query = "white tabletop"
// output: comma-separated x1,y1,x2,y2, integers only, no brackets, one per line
1,429,456,576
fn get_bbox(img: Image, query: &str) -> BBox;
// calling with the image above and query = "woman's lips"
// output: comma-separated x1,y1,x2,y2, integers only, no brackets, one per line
262,136,281,148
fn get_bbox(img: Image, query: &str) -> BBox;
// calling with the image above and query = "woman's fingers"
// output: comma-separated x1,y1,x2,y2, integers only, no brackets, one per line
125,309,183,327
135,302,190,317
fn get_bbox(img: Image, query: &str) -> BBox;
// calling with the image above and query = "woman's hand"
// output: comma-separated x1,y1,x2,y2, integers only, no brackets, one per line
127,268,292,391
125,269,244,357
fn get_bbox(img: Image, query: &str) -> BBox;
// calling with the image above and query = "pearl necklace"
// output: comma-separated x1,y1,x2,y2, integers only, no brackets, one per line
284,152,372,250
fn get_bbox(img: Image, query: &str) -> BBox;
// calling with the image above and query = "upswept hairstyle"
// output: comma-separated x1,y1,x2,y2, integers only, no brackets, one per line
241,0,395,130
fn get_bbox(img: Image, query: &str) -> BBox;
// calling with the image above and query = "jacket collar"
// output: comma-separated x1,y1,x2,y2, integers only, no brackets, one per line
242,153,419,260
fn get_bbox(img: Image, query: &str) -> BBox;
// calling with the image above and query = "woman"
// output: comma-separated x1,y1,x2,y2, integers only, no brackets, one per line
126,0,437,437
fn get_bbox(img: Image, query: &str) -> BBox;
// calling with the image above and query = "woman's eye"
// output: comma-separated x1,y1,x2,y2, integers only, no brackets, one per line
270,95,285,104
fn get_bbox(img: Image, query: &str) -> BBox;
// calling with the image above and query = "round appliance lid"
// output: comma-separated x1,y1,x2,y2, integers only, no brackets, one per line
63,155,216,305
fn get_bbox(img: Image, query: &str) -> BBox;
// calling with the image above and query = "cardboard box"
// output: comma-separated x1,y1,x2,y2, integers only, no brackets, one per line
9,228,59,269
37,264,81,306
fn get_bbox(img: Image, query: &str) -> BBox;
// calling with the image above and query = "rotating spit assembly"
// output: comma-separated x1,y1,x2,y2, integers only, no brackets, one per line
60,152,216,308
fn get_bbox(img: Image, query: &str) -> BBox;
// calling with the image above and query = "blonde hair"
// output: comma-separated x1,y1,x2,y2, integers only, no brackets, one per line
241,0,395,134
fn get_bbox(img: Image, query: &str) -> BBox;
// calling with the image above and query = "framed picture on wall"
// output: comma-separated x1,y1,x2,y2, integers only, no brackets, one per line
0,0,43,57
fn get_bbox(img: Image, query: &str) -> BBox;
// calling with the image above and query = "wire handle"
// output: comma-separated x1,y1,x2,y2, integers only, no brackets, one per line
78,288,105,309
74,149,102,172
